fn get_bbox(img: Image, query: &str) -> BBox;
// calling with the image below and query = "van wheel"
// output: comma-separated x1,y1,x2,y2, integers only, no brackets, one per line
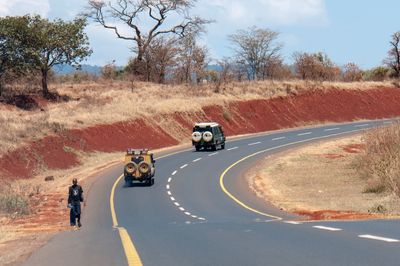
195,146,201,151
211,145,217,151
221,144,225,150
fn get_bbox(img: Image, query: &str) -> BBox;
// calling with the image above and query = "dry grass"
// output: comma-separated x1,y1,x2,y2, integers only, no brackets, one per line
356,123,400,196
249,135,400,215
0,79,395,155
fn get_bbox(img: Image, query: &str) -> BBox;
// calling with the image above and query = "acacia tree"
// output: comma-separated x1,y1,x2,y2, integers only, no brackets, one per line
229,26,282,80
27,17,92,96
384,32,400,78
86,0,209,75
0,16,32,96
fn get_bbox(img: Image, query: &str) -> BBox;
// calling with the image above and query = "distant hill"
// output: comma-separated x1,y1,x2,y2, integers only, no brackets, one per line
52,64,103,75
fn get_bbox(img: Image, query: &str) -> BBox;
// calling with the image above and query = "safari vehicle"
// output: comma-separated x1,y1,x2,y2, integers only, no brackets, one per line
192,122,226,151
124,149,155,186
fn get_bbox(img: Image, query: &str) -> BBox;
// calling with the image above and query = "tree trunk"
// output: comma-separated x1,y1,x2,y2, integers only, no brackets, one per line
41,69,49,97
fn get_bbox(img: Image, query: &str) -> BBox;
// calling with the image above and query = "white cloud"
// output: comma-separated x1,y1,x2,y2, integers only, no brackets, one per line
200,0,328,26
0,0,50,17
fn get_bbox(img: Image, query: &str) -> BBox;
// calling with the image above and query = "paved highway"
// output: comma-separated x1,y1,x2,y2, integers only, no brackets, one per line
24,119,400,266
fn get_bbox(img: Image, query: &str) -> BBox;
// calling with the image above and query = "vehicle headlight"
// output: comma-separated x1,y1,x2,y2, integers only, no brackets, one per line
202,131,213,142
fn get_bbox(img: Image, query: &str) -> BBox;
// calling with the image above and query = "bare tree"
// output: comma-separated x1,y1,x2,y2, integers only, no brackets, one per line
174,33,208,84
144,36,179,83
342,62,363,82
86,0,210,72
293,52,339,81
384,32,400,78
229,26,282,81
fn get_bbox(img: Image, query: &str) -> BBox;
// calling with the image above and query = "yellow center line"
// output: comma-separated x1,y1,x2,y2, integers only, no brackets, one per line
219,154,283,221
219,129,364,220
110,149,190,266
110,174,143,266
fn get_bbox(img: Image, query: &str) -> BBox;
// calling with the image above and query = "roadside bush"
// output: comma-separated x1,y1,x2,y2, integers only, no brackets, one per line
356,123,400,197
363,66,390,81
0,193,30,215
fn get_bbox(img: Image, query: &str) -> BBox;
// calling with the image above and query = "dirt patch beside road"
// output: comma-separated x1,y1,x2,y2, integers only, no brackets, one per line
248,135,400,220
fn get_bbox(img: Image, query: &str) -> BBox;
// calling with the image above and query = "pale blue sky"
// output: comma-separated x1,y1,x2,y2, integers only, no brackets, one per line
0,0,398,68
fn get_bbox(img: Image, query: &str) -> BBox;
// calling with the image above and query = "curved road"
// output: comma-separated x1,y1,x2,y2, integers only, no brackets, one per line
25,119,400,266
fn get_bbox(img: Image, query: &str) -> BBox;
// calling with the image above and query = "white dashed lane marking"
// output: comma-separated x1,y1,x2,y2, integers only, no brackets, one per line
358,235,400,243
209,152,218,156
248,142,261,146
313,225,342,231
166,184,170,190
227,147,238,151
179,207,185,211
180,164,188,169
297,132,312,136
283,221,302,225
272,136,285,141
172,170,177,176
167,177,172,183
184,212,191,216
167,191,171,196
354,124,369,127
192,158,202,162
170,196,175,201
174,202,180,207
324,127,340,131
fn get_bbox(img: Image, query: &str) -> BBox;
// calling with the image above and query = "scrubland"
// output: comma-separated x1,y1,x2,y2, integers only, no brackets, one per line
0,80,395,155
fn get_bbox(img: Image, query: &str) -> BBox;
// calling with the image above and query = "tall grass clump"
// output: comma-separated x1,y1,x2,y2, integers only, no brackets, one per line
0,183,35,216
357,123,400,196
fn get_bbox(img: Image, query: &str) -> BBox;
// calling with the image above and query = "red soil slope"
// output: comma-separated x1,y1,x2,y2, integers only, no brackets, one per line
1,88,400,180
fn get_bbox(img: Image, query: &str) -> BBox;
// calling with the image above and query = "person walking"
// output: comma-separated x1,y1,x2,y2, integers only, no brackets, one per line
68,178,84,228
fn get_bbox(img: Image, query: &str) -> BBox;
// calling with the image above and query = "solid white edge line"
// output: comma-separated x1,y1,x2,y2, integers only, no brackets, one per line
358,234,400,243
313,225,342,231
172,170,177,176
227,147,239,151
167,191,171,196
180,164,188,169
193,158,202,162
272,137,285,141
297,132,312,136
170,196,175,201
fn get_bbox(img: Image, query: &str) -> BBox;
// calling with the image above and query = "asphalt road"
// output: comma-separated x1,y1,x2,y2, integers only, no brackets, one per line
24,119,400,266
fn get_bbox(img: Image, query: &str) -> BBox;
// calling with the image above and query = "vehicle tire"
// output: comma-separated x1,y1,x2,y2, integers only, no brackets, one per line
221,143,225,150
211,145,217,151
195,146,201,151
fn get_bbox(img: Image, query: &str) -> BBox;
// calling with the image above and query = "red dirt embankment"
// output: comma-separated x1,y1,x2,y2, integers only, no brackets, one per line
2,87,400,180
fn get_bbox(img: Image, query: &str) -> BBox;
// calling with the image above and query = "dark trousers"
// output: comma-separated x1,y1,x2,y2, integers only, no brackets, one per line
70,204,81,226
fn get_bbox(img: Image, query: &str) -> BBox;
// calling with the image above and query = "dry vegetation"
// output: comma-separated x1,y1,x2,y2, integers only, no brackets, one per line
356,123,400,197
249,133,400,218
0,80,396,155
